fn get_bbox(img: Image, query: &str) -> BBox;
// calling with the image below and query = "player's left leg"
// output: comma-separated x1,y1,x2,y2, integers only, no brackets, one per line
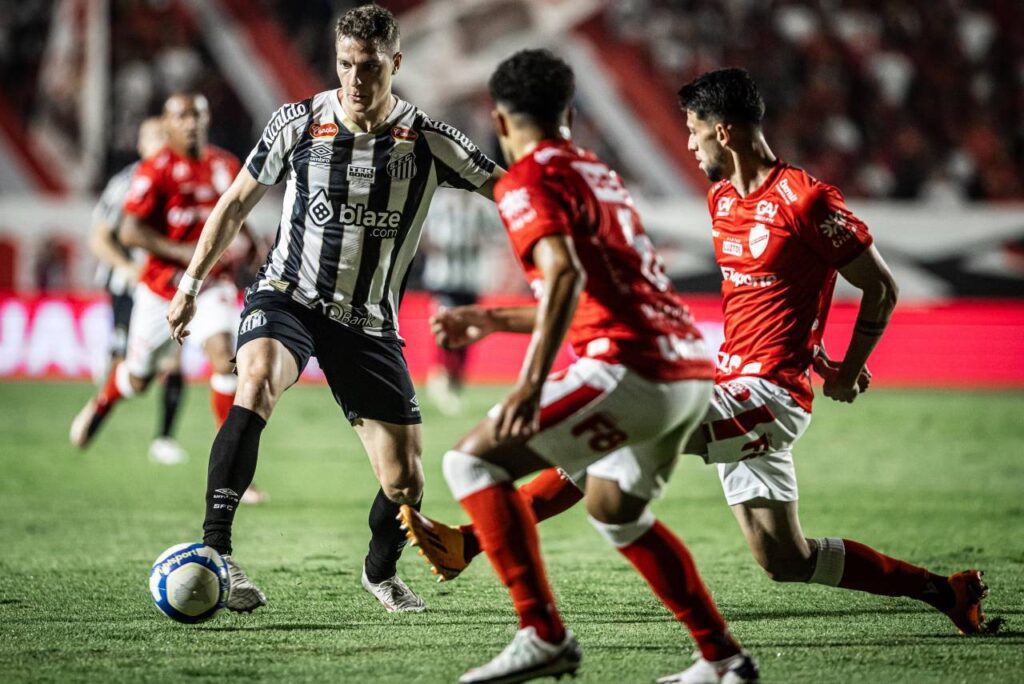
315,323,427,611
148,346,188,465
353,419,427,612
731,497,993,634
585,475,756,683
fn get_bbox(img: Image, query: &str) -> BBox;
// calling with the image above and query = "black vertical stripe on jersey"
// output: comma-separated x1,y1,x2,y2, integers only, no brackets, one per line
280,108,315,295
378,127,435,328
348,133,396,315
314,132,355,301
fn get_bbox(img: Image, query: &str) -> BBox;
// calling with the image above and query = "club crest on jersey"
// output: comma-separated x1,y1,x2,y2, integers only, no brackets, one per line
387,151,416,180
240,309,266,335
309,122,339,139
309,189,334,226
748,224,770,258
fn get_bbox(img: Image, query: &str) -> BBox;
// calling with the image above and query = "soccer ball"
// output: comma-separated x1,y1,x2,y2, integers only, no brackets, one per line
149,543,230,623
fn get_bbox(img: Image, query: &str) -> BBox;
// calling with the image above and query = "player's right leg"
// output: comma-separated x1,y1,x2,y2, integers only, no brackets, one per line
201,292,310,612
149,346,188,465
71,284,169,448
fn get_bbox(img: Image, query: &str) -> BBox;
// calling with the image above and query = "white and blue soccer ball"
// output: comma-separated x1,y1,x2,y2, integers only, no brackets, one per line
149,543,230,624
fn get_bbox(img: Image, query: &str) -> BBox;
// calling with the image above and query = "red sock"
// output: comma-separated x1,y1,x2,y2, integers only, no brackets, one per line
459,482,566,644
459,468,583,561
619,521,739,662
97,362,125,409
839,539,950,609
210,390,235,427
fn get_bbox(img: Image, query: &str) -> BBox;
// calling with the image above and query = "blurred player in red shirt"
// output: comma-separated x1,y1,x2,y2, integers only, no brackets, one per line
401,50,758,684
71,95,260,486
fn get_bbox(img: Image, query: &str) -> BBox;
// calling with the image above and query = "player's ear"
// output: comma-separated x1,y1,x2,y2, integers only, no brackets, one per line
714,122,731,146
391,52,402,74
492,109,510,138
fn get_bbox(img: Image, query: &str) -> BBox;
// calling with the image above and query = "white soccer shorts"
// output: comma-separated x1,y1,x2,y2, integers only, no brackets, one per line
125,280,240,378
695,376,812,506
497,357,712,502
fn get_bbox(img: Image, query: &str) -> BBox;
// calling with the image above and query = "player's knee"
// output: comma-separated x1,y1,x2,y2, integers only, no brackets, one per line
588,508,655,548
236,363,278,415
755,551,812,583
442,450,510,500
382,476,423,506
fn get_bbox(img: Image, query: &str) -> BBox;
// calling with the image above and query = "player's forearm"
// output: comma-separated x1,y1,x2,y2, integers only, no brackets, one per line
185,196,246,280
518,269,584,387
838,280,898,383
89,223,134,271
120,218,192,265
487,306,537,334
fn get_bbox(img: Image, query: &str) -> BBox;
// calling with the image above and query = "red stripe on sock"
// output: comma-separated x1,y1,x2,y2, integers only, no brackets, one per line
619,521,739,662
459,482,565,644
98,362,124,407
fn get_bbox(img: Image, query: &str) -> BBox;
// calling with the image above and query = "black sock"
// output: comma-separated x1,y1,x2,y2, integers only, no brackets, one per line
202,406,266,555
364,489,420,583
159,371,184,438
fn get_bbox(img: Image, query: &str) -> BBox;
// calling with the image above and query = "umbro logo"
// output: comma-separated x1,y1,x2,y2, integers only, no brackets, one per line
410,396,420,412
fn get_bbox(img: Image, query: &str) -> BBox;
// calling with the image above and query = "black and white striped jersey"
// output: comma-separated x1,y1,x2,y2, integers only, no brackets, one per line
92,161,140,296
245,90,496,338
421,189,503,295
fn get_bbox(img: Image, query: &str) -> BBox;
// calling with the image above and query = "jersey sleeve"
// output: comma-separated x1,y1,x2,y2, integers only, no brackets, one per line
496,177,573,265
422,118,496,191
122,160,164,223
793,182,873,268
245,102,307,186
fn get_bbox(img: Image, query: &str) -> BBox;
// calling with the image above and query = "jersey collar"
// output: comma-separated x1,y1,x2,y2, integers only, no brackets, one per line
730,160,786,201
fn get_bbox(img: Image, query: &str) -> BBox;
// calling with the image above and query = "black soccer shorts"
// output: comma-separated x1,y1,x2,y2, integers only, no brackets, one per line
236,290,421,425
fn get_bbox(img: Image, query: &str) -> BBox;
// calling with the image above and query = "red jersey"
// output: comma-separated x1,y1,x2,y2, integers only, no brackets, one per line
708,162,872,411
123,145,240,299
495,140,714,382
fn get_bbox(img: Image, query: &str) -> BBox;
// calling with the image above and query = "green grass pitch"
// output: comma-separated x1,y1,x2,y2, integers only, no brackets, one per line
1,381,1022,682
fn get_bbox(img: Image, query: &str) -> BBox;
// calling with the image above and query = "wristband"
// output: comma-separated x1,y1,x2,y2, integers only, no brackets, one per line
178,273,203,297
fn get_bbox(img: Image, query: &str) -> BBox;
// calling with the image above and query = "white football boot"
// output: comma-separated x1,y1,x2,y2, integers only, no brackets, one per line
222,555,267,613
657,650,759,684
460,626,582,684
148,437,188,465
361,566,426,613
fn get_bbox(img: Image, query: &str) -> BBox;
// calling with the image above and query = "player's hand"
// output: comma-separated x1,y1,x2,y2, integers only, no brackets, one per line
494,381,543,442
430,306,494,349
167,290,197,344
813,348,871,393
823,375,861,403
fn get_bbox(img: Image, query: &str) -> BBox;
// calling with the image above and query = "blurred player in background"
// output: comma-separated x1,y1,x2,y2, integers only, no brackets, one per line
71,93,266,504
89,116,188,465
166,4,502,614
421,189,502,415
406,67,993,640
403,50,759,684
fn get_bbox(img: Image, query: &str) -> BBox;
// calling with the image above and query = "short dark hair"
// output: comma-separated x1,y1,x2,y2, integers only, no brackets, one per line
335,3,400,54
678,68,765,124
489,49,575,125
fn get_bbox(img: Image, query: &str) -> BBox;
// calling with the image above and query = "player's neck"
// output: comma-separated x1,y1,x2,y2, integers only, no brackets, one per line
168,142,203,160
340,91,397,132
728,139,777,197
511,125,567,163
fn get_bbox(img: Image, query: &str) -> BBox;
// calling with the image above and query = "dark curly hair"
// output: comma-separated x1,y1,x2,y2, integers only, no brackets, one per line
488,49,575,125
335,3,400,54
678,68,765,125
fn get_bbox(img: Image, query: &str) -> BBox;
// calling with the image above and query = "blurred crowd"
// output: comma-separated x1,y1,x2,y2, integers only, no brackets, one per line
2,0,1022,200
609,0,1024,201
